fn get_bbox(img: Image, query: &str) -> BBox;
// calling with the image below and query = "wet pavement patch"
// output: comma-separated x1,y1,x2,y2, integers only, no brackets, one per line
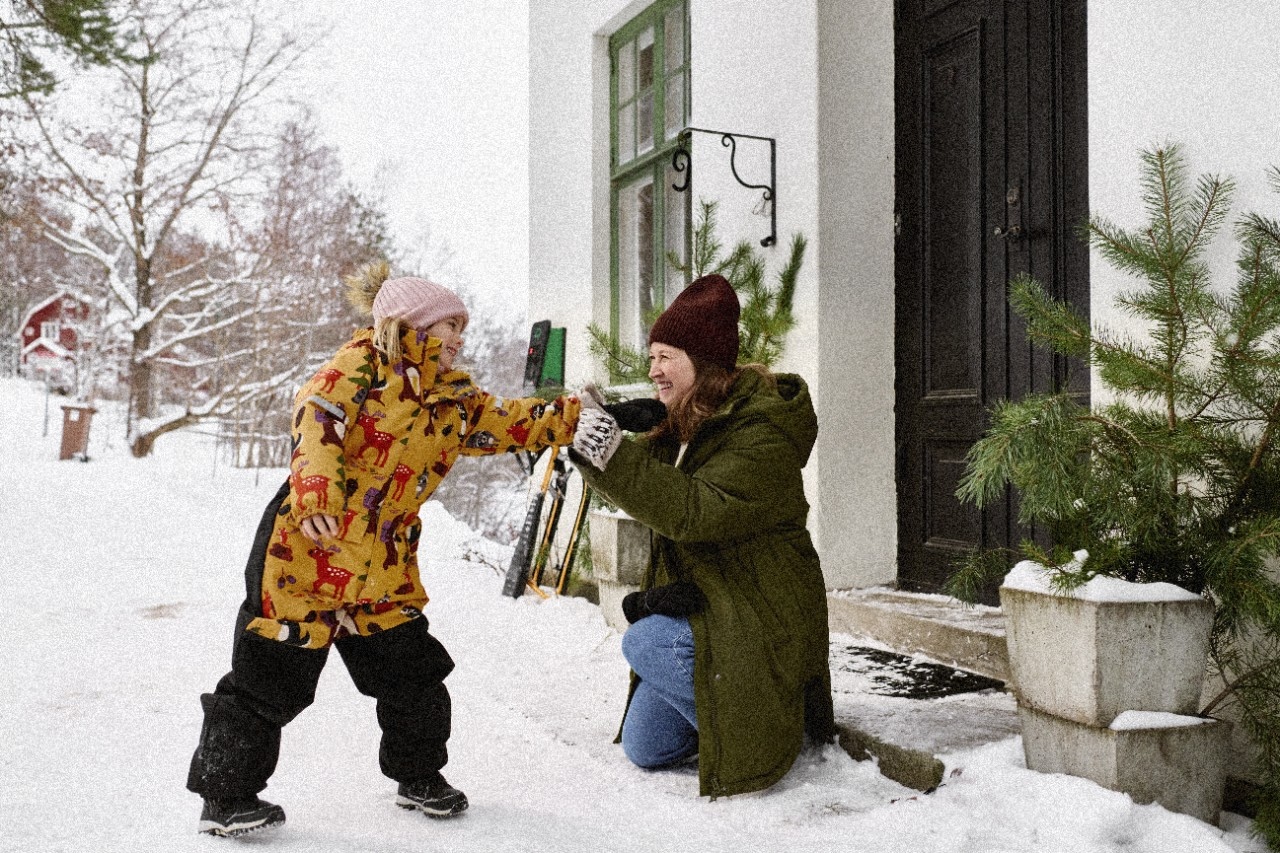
832,644,1005,699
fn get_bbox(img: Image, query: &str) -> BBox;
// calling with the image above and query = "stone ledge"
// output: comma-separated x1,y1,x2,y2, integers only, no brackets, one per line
596,578,638,630
827,588,1009,682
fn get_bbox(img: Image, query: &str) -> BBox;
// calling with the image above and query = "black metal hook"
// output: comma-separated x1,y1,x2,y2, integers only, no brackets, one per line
670,127,777,247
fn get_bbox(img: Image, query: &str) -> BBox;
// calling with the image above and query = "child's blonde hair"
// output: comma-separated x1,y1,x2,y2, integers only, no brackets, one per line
345,261,406,362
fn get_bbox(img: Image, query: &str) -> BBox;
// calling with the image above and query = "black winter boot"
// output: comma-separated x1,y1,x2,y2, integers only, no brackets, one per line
198,796,285,837
395,772,469,818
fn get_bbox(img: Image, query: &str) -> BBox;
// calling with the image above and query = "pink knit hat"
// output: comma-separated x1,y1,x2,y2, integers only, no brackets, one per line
372,277,469,331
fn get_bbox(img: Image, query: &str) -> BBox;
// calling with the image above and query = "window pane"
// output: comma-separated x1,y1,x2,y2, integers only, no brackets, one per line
617,177,656,348
665,4,684,72
617,40,634,102
637,91,654,155
637,28,654,92
664,72,684,139
637,181,656,335
618,102,635,164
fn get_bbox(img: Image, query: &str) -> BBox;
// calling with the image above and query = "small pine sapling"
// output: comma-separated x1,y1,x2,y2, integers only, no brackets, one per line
948,144,1280,846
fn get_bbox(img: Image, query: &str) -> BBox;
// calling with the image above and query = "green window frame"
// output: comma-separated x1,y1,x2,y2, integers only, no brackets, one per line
609,0,690,355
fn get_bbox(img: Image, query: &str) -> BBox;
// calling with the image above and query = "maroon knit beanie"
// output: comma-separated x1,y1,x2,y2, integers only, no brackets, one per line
648,273,740,371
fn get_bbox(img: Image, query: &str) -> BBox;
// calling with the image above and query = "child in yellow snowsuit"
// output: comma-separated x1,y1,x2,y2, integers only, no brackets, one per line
187,264,618,837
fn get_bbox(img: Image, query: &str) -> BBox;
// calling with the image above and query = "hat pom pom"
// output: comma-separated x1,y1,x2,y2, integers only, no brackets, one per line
344,260,392,317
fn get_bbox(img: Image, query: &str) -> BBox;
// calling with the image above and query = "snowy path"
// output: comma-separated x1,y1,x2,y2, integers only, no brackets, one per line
0,378,1264,852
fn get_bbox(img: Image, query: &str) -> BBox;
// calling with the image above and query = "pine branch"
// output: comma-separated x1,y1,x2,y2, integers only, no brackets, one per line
690,199,722,277
587,322,648,383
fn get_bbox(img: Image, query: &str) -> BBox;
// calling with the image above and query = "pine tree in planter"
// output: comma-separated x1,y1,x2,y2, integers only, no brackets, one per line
948,145,1280,843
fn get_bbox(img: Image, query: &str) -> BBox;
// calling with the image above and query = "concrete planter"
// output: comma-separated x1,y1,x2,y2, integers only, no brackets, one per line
588,510,650,629
1019,706,1230,825
1000,565,1214,727
1000,560,1225,824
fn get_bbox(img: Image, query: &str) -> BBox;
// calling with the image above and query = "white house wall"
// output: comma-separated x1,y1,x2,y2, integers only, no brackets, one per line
1088,1,1280,368
528,0,604,380
813,2,897,589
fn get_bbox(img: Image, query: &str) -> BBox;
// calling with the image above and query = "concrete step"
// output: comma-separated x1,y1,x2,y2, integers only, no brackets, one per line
827,588,1009,682
826,589,1017,792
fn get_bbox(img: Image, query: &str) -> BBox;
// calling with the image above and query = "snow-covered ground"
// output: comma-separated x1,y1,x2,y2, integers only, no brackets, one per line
0,376,1265,853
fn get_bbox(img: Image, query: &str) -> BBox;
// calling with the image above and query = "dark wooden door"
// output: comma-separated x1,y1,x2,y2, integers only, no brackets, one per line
894,0,1089,599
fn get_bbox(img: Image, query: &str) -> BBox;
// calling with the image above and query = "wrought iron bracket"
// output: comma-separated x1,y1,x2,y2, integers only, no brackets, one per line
671,127,777,247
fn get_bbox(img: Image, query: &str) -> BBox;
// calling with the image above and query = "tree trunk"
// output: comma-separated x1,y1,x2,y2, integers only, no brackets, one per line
130,326,154,423
130,410,195,457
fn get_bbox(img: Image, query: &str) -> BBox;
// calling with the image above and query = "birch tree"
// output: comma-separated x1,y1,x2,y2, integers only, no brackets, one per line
22,0,316,455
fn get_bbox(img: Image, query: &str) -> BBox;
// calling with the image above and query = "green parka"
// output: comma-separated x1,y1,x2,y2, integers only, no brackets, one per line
577,370,836,798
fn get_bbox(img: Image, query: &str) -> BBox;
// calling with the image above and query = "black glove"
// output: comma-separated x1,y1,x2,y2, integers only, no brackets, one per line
603,398,667,433
622,581,705,624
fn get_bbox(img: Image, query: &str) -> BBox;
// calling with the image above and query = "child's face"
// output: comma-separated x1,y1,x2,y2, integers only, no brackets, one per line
425,315,466,371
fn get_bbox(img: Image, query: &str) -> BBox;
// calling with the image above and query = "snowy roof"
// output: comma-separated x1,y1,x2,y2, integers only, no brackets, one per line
18,291,94,330
22,338,73,360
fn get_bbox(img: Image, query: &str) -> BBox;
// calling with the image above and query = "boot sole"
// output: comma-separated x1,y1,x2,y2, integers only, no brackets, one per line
396,794,469,819
198,812,285,837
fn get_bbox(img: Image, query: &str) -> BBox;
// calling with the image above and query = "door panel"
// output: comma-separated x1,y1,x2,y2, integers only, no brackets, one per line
895,0,1088,599
923,26,982,401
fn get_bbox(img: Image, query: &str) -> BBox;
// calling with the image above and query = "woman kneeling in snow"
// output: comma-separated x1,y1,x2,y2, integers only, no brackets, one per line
573,273,837,798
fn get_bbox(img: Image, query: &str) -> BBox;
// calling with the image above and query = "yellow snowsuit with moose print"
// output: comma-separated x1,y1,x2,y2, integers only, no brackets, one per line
246,326,581,649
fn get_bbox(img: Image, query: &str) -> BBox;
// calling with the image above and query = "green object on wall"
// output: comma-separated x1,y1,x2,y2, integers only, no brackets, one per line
541,327,566,389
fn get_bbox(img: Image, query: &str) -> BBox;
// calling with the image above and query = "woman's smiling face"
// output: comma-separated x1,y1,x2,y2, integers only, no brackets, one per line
648,342,696,406
425,315,466,371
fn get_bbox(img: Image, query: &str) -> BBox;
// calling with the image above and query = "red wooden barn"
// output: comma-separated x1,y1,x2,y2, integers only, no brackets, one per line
18,292,94,391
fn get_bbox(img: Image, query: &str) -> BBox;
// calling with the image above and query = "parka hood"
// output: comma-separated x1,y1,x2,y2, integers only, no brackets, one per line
716,370,818,467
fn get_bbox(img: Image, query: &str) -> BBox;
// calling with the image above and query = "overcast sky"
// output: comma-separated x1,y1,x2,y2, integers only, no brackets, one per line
291,2,530,324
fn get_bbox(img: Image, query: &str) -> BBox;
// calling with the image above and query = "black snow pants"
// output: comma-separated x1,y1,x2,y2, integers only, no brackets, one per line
186,480,455,800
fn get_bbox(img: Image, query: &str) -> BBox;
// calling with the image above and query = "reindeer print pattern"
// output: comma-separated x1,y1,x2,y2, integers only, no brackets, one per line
309,547,354,600
390,463,414,500
464,430,499,451
394,362,420,402
291,462,331,511
268,528,294,562
506,420,531,445
315,367,345,394
356,412,397,467
380,513,405,570
252,326,582,649
314,408,345,449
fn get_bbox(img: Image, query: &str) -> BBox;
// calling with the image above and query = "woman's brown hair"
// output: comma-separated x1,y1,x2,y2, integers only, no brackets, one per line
649,357,775,444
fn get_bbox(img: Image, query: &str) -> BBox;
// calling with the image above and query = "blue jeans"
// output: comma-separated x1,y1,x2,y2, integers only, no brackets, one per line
620,614,698,768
